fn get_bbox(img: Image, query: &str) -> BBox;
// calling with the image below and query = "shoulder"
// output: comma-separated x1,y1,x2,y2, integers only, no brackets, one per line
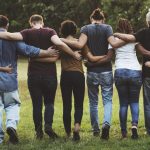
42,27,56,32
101,24,112,29
136,28,148,34
42,27,57,35
20,28,30,33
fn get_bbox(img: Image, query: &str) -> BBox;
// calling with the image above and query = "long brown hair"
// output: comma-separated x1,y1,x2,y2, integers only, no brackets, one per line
116,18,133,34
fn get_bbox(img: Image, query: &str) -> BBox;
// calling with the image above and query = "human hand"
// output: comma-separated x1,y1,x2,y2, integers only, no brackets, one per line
113,33,121,38
47,46,59,57
4,64,13,73
60,38,65,42
84,61,94,67
73,51,82,61
145,61,150,67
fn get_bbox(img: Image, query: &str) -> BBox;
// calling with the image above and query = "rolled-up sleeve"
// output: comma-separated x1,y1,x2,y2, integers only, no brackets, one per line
16,41,40,57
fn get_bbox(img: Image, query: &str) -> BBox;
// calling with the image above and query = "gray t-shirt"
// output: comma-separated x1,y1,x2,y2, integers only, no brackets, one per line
81,23,113,73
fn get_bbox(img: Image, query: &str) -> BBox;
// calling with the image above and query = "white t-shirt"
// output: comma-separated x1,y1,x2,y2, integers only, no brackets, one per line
109,39,141,71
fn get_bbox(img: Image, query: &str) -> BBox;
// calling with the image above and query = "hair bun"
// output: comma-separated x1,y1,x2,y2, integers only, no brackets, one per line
90,8,104,21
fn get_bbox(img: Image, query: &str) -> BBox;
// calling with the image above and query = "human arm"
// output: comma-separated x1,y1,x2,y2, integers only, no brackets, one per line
135,43,150,57
51,35,82,60
113,33,136,42
83,45,106,62
108,35,126,48
30,55,59,63
0,65,13,73
86,52,106,62
0,32,23,40
145,61,150,67
61,33,88,49
84,49,114,67
16,42,59,58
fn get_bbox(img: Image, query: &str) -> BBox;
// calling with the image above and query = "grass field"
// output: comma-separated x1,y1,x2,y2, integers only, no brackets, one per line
0,59,150,150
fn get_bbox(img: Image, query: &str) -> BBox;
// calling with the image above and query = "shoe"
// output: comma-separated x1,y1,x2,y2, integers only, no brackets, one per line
131,127,138,139
121,131,127,139
101,124,110,140
36,131,43,140
7,127,19,144
66,132,71,138
45,127,58,139
93,130,100,137
73,131,80,141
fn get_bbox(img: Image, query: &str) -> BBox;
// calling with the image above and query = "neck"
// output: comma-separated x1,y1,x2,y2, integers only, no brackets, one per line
66,35,74,39
32,24,43,29
92,20,103,24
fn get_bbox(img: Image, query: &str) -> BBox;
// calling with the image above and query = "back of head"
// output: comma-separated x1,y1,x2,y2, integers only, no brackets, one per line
146,9,150,27
0,15,9,28
29,14,43,27
60,20,77,38
90,8,105,21
116,18,133,34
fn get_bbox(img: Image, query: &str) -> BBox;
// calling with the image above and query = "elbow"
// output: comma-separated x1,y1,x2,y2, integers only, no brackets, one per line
88,57,97,62
76,43,84,49
111,42,122,49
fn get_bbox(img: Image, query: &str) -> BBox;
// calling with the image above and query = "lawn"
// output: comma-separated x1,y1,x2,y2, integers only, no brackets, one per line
0,59,150,150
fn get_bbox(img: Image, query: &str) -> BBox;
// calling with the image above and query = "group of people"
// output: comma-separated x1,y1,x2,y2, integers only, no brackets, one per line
0,7,150,144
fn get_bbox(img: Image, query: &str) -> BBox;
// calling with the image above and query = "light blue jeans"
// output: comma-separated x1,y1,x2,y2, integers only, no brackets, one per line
87,71,113,132
0,90,20,143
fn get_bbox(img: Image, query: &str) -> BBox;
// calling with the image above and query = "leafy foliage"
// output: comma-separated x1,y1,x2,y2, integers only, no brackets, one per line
0,0,149,33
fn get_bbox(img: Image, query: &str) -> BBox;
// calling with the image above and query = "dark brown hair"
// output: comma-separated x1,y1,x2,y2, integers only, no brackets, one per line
60,20,77,38
0,15,9,28
29,14,43,24
90,8,104,21
116,18,133,34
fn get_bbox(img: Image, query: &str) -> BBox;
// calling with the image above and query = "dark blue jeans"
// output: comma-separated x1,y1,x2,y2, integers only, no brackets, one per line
143,77,150,134
115,69,142,133
28,75,57,133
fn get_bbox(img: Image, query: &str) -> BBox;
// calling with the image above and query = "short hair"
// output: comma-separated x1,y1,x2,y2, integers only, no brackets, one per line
29,14,43,24
116,18,133,34
60,20,77,38
90,8,105,21
0,15,9,28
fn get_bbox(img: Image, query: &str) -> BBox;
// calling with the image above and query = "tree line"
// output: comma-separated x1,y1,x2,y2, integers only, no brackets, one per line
0,0,150,34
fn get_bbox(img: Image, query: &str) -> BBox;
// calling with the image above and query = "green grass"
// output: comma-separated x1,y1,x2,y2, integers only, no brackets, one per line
0,59,150,150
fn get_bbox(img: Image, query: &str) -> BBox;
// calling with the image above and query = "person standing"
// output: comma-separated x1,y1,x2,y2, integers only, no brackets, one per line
114,9,150,135
0,14,81,139
0,15,57,144
61,8,125,139
59,20,105,141
113,18,142,139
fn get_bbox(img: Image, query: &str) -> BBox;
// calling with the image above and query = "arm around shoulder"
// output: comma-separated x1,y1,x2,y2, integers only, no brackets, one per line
0,32,23,40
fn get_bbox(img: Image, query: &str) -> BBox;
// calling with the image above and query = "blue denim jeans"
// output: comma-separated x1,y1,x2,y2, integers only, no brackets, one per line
114,69,142,133
0,90,20,144
87,71,113,132
143,77,150,134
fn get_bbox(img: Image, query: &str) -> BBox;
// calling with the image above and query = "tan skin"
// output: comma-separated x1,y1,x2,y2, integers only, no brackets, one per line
35,36,106,64
61,19,126,50
0,65,13,73
0,21,81,61
59,19,126,68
